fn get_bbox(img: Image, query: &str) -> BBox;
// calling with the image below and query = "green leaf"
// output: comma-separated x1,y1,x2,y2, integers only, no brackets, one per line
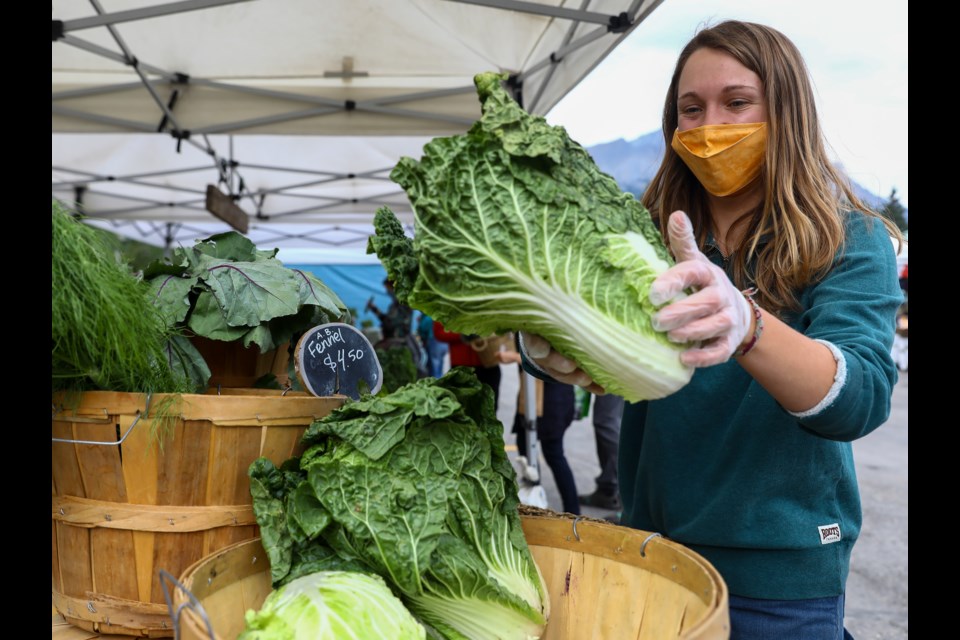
186,290,250,340
370,71,694,402
193,230,260,261
249,457,299,584
145,273,196,327
163,334,212,392
292,269,350,318
195,254,301,328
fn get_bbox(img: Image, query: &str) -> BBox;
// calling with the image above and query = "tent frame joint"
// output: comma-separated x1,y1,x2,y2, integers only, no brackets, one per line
607,11,632,33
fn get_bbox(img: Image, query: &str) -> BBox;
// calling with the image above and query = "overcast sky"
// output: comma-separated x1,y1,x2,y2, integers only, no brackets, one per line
547,0,908,206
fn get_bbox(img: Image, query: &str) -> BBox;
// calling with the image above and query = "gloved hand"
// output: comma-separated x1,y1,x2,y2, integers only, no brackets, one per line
519,332,606,394
649,210,754,367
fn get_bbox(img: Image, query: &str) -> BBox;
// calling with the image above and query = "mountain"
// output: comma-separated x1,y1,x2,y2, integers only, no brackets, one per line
586,132,890,212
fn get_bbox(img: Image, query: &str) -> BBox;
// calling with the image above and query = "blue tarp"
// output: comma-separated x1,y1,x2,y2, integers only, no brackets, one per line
287,262,414,334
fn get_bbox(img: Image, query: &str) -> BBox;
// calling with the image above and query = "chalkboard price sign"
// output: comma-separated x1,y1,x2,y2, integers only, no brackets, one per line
294,323,383,399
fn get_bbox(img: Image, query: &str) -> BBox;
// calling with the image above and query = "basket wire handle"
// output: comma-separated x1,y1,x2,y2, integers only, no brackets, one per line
51,393,152,446
159,568,216,640
571,516,585,542
640,532,662,557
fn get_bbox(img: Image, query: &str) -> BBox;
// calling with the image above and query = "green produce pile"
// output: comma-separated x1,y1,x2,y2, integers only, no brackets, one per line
51,201,192,395
248,367,549,640
143,231,349,391
368,71,694,402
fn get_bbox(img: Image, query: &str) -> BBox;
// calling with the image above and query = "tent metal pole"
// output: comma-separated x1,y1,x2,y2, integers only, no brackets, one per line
59,0,253,33
444,0,612,25
51,105,158,132
56,35,178,81
53,81,154,101
525,0,590,113
238,164,390,178
519,25,610,81
195,78,474,108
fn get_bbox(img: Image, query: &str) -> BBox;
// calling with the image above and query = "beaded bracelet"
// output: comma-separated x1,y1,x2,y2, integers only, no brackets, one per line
734,287,764,357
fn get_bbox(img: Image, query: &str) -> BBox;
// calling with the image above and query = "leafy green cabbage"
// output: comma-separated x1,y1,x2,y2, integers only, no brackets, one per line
368,71,693,402
249,368,549,639
143,231,349,390
238,570,425,640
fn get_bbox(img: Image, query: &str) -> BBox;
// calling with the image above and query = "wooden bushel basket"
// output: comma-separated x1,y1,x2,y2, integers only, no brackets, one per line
189,336,292,389
51,389,346,637
169,507,729,640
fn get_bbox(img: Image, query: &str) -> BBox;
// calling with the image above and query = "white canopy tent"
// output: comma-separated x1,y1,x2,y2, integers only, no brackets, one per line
52,0,667,260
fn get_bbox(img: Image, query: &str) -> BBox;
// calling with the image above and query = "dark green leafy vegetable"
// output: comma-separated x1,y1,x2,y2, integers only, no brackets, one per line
143,231,350,390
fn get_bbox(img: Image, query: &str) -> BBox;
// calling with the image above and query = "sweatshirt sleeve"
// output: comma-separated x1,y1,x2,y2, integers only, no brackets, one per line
790,212,903,441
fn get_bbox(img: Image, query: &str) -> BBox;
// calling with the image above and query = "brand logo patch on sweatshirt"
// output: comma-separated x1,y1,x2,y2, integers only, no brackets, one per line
818,523,841,544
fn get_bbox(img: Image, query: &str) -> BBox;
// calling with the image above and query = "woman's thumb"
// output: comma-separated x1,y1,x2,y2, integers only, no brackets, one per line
667,210,704,263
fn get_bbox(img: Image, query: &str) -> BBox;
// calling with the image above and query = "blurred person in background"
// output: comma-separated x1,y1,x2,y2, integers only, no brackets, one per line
417,311,448,377
503,350,581,516
578,393,625,515
368,278,427,377
433,321,507,407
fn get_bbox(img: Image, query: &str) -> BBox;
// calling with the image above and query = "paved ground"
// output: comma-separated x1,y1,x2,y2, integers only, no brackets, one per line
495,365,908,639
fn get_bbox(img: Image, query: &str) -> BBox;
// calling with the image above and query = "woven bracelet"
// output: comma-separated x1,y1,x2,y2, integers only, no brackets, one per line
734,287,764,357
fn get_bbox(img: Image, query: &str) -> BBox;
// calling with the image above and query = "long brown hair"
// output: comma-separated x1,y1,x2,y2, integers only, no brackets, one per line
641,20,902,316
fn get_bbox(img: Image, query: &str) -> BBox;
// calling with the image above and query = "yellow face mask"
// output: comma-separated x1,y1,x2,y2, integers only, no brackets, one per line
670,122,767,197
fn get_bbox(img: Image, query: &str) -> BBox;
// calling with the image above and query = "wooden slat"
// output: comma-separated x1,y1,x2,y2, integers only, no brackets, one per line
54,390,346,424
53,495,256,531
259,422,307,465
120,412,160,605
53,420,93,603
53,391,150,419
52,591,171,637
73,419,139,603
52,615,108,640
202,420,262,555
151,416,212,604
254,343,291,383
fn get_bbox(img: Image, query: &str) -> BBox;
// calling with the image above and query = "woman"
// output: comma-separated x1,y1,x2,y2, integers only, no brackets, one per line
521,20,902,639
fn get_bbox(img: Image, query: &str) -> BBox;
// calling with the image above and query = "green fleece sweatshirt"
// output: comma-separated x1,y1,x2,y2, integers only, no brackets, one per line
618,210,902,600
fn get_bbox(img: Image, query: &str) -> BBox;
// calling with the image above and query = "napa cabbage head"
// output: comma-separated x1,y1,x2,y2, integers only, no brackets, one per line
238,570,425,640
368,71,693,402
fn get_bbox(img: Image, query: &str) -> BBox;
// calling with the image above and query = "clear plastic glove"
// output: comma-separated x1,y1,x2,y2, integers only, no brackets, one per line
649,210,753,367
519,332,606,394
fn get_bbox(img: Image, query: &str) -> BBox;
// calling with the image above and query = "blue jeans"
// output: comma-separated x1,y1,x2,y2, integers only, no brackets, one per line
729,593,853,640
